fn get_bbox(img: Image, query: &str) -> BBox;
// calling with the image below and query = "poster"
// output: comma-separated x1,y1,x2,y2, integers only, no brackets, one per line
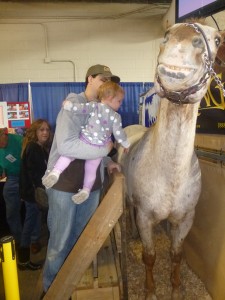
139,87,160,127
7,102,31,129
196,72,225,134
0,101,30,134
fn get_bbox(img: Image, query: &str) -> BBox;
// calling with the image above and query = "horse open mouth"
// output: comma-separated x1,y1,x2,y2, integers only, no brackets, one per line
157,64,195,80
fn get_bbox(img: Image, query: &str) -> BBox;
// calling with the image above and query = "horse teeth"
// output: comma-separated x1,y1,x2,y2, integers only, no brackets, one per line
167,65,192,72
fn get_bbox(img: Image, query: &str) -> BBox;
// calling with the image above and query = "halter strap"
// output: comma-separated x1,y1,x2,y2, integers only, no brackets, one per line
187,23,213,66
157,73,210,104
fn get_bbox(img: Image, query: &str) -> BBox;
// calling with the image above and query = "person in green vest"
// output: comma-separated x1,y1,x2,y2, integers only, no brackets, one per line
0,128,23,245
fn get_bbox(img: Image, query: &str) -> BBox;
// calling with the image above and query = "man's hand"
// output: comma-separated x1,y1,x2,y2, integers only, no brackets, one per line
107,160,121,175
107,141,114,153
123,147,129,154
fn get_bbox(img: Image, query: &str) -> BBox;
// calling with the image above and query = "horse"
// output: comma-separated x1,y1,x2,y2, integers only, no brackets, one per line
116,20,225,300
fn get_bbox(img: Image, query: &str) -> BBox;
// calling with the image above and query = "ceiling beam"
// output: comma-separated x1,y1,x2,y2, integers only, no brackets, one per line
0,0,172,3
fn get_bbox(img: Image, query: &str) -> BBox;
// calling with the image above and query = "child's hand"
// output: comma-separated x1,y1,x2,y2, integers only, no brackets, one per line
62,100,73,111
123,147,129,154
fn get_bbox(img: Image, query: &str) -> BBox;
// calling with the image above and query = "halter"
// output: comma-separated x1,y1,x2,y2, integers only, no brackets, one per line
157,23,225,104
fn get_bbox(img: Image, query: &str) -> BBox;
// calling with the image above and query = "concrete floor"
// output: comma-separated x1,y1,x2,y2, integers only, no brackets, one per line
0,228,48,300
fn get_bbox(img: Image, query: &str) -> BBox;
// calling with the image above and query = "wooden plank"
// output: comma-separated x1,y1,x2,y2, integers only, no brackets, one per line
72,286,120,300
120,196,128,300
76,236,118,290
75,264,94,290
111,231,124,299
114,222,122,253
44,171,124,300
93,256,98,278
97,237,118,288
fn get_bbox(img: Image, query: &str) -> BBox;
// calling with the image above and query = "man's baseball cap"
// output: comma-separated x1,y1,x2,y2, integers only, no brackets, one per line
86,64,120,83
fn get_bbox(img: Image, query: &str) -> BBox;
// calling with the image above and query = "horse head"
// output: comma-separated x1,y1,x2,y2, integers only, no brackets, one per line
154,20,224,105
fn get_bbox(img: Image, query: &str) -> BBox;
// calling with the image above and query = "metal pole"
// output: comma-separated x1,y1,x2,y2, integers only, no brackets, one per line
0,235,20,300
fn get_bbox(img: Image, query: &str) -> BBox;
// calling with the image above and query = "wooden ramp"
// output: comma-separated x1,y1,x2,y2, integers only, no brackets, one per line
42,171,127,300
72,236,120,300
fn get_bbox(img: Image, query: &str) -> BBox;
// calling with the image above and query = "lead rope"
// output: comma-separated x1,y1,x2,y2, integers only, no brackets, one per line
204,53,225,97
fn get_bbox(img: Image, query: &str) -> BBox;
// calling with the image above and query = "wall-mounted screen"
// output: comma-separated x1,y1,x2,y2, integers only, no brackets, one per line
176,0,225,22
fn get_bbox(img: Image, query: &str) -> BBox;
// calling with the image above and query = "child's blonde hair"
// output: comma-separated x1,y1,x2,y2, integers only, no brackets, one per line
97,81,124,100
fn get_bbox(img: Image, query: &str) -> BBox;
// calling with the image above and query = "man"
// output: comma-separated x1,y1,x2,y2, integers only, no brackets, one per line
42,65,121,294
0,128,23,244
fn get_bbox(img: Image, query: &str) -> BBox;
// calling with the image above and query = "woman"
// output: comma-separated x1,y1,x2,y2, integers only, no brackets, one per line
18,119,52,270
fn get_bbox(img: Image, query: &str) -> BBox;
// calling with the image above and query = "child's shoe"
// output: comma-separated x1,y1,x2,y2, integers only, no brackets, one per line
72,189,90,204
42,170,60,189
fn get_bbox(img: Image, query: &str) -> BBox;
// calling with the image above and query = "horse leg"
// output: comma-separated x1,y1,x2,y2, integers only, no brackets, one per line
170,210,195,300
170,250,182,300
143,251,157,300
128,201,139,238
136,209,157,300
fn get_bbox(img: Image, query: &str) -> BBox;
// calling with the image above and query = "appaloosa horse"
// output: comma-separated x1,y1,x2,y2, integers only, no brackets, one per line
117,21,225,300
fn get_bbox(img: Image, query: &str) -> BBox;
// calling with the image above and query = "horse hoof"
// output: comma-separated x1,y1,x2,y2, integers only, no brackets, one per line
171,288,183,300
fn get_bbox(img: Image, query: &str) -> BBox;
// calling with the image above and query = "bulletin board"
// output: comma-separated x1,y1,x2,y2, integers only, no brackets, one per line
0,102,31,130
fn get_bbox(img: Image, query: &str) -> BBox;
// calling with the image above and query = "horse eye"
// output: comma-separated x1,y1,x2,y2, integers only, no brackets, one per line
215,37,221,48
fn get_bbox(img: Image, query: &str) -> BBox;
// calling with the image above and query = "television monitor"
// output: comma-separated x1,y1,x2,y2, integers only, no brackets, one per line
176,0,225,23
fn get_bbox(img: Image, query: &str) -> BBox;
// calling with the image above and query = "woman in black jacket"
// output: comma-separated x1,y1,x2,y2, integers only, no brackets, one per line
18,119,52,270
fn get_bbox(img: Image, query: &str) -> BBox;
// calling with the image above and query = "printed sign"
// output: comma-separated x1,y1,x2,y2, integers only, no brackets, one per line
7,102,31,128
196,72,225,134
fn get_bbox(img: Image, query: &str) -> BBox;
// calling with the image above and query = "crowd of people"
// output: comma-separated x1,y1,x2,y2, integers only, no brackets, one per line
0,119,52,270
0,64,127,298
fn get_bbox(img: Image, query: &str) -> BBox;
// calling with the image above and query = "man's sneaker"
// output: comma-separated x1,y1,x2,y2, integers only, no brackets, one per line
18,261,42,271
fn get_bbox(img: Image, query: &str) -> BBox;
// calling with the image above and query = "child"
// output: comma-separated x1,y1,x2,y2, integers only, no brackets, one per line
42,81,130,204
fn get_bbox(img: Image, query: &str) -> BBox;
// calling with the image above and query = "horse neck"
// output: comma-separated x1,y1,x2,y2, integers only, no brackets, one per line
151,98,199,163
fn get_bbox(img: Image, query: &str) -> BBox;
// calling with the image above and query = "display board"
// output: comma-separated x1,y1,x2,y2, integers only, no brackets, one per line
196,72,225,134
0,102,31,131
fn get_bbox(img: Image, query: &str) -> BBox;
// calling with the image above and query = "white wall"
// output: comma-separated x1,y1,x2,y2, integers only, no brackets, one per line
0,4,224,84
0,16,164,83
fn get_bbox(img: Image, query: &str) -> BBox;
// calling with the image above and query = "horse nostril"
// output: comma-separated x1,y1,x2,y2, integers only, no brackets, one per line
192,36,204,50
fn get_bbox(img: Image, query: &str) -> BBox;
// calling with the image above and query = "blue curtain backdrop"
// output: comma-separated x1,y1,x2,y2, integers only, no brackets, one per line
0,83,28,102
31,82,85,129
0,82,153,130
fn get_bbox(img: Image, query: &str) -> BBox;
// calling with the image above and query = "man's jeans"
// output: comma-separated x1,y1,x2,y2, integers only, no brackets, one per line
43,188,100,292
